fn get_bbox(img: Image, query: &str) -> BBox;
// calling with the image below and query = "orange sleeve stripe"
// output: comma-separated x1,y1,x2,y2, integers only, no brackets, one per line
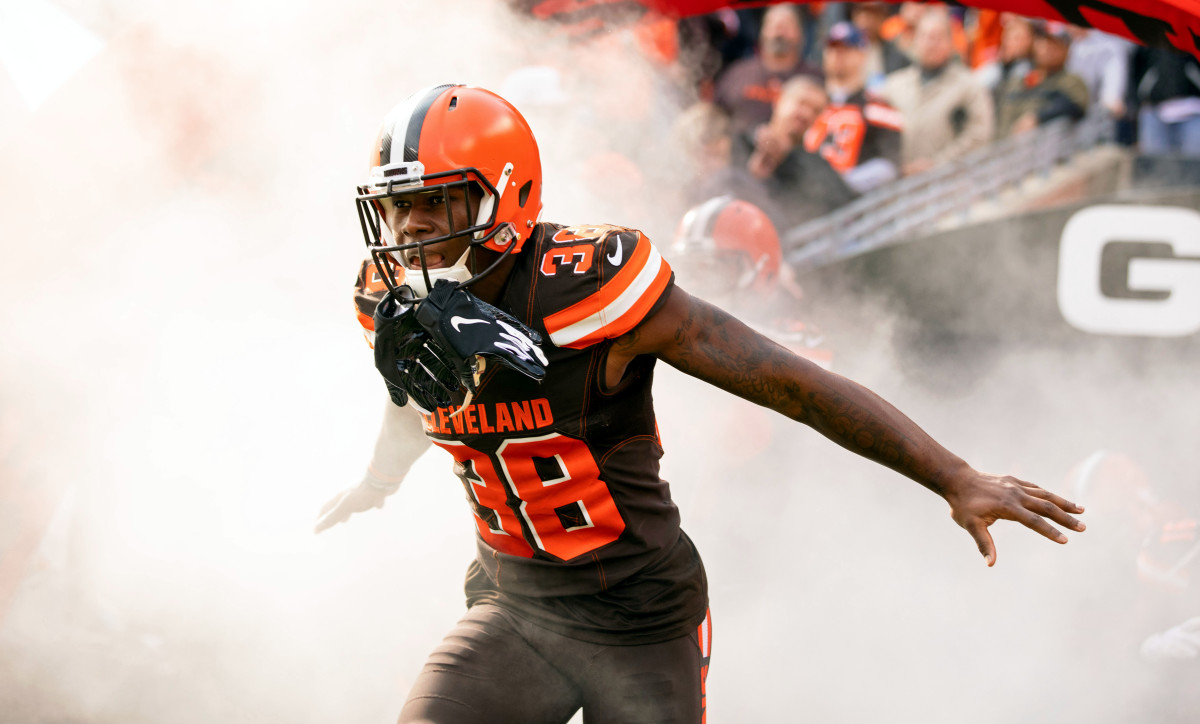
544,234,652,333
559,260,672,349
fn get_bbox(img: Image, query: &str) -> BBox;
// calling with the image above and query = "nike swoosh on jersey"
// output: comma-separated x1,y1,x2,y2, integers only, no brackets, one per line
546,237,672,349
451,316,489,332
607,235,623,266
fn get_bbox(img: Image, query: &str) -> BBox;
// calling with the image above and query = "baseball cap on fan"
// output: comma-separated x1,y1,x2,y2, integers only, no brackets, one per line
826,21,868,49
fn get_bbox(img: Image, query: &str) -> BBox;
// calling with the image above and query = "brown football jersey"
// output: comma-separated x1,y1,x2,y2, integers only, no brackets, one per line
355,222,708,644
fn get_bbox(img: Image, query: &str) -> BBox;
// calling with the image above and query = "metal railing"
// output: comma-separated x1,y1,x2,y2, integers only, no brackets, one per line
782,110,1117,271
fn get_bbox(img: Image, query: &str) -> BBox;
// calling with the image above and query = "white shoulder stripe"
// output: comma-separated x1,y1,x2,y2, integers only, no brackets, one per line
549,245,665,347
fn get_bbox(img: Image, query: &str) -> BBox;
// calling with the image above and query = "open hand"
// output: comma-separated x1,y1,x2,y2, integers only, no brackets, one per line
748,124,791,179
943,472,1085,566
314,483,391,534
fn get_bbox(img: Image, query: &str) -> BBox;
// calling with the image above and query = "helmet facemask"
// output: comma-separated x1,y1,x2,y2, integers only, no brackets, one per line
357,85,543,299
356,164,519,299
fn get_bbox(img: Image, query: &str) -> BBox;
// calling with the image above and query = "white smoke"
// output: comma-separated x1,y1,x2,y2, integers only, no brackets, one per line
1,1,1193,722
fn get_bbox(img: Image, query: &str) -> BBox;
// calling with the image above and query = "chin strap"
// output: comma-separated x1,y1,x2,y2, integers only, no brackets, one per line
403,246,473,298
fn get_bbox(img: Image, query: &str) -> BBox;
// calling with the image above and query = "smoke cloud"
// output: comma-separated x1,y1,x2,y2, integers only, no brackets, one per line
1,1,1194,723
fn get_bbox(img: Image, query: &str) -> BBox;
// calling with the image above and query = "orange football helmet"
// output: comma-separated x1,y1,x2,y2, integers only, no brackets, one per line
356,84,543,297
671,196,782,294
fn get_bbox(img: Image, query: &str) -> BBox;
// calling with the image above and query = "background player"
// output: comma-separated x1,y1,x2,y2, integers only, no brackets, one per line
317,84,1085,723
669,194,827,366
662,196,830,616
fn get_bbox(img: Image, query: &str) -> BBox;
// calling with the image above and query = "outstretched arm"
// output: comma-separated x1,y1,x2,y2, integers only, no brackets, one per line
608,286,1085,565
314,398,432,533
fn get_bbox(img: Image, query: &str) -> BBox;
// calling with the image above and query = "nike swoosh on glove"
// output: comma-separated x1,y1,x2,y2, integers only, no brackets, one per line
372,287,464,414
415,280,549,391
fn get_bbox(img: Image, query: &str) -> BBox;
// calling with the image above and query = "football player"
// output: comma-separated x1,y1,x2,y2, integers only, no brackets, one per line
317,84,1085,723
669,195,828,366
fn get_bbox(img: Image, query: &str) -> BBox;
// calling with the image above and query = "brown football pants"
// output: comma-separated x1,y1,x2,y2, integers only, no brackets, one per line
399,602,712,724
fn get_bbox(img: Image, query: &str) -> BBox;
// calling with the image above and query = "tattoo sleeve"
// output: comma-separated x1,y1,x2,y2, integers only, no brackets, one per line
659,295,968,495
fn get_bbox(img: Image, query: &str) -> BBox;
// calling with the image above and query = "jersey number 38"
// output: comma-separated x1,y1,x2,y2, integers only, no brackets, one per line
437,433,626,561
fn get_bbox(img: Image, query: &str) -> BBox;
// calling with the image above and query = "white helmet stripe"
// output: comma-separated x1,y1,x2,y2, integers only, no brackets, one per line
379,83,458,166
683,195,731,244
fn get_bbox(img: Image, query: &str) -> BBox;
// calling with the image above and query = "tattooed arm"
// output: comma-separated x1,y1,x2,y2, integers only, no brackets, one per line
608,286,1086,566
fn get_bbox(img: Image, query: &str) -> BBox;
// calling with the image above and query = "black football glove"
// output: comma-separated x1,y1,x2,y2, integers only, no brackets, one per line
372,282,549,415
372,287,462,413
415,280,548,388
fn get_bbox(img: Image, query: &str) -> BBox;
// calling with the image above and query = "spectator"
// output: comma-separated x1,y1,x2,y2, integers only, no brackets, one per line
850,2,911,90
881,2,969,61
1066,25,1132,120
676,9,761,101
671,101,771,211
713,4,822,134
881,2,923,57
804,22,903,193
883,8,993,175
975,12,1035,113
799,4,841,68
996,20,1088,137
732,76,858,228
723,8,768,66
967,9,1004,70
1130,46,1200,157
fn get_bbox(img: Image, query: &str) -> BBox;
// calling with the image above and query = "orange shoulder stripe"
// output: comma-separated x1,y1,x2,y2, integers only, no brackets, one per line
544,233,651,333
560,261,672,349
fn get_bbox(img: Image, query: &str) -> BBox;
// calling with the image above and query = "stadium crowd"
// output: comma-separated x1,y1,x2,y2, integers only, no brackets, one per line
503,2,1200,237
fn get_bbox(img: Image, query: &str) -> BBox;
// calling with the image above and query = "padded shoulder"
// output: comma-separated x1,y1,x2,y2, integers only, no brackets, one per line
532,223,674,349
354,258,388,347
